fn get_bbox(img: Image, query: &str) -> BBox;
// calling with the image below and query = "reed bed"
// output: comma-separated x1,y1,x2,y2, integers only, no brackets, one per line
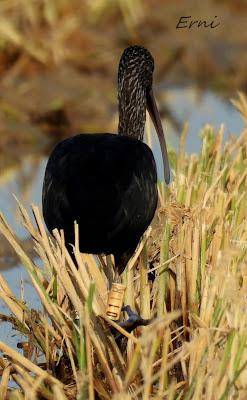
1,96,247,398
0,0,144,66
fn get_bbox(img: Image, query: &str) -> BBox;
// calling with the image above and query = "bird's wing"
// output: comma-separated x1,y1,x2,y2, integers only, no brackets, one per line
107,141,157,240
42,134,157,254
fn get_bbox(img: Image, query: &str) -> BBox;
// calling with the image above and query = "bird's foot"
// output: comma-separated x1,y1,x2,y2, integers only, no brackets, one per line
119,305,151,332
110,305,152,340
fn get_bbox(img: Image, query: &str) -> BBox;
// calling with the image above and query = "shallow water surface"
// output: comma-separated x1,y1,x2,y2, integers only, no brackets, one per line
0,87,244,345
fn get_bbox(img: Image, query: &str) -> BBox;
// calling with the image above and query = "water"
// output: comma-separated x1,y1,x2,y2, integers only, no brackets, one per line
0,156,47,237
0,158,46,349
0,87,244,346
151,87,244,179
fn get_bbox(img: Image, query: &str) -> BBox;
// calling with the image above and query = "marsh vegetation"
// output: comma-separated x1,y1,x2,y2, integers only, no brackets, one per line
1,97,247,397
0,1,247,398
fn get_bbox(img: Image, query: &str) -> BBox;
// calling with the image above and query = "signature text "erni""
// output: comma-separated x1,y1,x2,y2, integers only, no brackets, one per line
176,16,220,29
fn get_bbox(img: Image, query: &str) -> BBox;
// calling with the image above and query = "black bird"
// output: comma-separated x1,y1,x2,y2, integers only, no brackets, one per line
42,45,170,329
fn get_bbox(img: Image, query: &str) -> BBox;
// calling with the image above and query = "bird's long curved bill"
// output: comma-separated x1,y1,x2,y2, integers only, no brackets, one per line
146,88,170,184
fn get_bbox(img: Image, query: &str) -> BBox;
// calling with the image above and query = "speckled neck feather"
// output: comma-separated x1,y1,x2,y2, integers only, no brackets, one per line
117,45,154,141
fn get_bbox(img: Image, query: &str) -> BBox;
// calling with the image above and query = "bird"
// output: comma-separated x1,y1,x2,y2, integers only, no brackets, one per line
42,45,170,331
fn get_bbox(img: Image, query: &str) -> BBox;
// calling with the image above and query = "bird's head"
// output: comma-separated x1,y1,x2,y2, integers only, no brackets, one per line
118,45,170,184
118,45,154,96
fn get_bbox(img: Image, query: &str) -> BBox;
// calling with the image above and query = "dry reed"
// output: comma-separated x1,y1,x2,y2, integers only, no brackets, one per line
0,94,247,398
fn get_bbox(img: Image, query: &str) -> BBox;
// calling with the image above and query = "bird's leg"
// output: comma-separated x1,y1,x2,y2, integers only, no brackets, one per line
114,270,121,283
106,270,126,321
107,257,153,337
113,271,152,334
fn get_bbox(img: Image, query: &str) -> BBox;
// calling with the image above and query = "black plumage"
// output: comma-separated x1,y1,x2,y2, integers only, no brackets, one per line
42,45,170,278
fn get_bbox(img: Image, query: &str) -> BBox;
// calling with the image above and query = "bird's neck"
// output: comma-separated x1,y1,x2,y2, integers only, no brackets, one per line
117,85,146,141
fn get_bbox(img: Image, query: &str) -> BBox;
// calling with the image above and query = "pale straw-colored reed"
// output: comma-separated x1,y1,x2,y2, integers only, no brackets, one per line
0,93,247,399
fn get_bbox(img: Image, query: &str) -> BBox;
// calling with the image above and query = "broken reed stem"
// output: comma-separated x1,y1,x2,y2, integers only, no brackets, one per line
158,219,170,317
140,243,150,319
